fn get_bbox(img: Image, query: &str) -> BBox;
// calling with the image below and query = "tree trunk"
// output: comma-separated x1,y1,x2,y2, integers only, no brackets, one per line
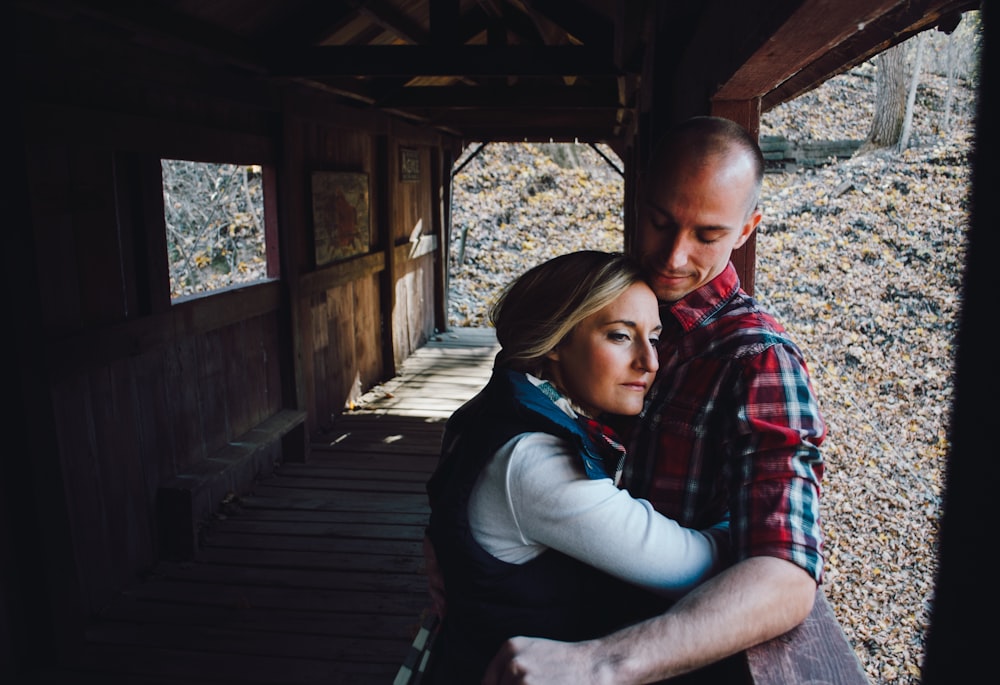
899,33,926,151
943,29,958,131
858,42,909,154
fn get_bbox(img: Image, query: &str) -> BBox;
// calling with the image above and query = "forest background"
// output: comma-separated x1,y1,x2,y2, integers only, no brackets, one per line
447,12,980,685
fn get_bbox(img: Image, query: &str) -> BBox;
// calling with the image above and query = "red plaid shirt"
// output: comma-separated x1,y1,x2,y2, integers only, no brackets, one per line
624,264,826,582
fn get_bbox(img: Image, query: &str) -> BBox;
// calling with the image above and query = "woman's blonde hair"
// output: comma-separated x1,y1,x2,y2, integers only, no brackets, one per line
490,250,647,375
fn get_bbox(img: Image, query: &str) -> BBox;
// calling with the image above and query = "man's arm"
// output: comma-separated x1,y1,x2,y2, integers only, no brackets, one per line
482,556,815,685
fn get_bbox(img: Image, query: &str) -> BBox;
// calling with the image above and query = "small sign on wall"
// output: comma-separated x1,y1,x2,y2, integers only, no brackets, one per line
311,171,370,266
400,147,420,182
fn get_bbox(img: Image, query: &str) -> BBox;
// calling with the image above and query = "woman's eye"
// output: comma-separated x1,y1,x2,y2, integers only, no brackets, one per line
608,332,630,342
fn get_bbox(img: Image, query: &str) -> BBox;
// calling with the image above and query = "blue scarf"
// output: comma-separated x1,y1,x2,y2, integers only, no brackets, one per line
534,379,628,484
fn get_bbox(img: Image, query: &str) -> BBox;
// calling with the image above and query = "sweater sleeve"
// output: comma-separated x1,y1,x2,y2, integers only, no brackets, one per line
468,432,725,598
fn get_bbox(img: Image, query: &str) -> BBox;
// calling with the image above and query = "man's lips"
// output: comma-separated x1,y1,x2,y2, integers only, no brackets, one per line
650,270,689,284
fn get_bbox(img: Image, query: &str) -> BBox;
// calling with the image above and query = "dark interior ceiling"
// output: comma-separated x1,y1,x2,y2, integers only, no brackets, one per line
16,0,980,144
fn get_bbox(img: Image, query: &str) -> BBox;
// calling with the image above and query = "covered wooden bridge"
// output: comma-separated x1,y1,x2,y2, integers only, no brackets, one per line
7,1,994,683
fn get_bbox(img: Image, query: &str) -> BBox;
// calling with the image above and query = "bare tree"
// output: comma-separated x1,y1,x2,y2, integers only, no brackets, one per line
899,32,927,151
857,41,908,154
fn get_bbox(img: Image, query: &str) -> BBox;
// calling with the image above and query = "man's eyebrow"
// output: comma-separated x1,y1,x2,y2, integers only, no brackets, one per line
641,200,732,231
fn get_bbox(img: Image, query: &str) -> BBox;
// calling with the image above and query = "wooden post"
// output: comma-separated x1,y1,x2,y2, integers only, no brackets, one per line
711,98,761,297
376,134,397,378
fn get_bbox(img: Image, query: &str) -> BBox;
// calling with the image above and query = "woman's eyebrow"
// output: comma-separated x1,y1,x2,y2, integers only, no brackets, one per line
602,319,663,332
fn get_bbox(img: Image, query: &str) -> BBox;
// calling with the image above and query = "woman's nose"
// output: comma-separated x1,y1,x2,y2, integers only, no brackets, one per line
636,341,659,373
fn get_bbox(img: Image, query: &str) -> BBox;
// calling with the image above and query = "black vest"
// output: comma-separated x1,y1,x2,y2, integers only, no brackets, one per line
424,370,666,684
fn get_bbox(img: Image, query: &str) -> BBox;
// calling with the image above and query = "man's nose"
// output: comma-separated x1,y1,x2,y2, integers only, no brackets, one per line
663,231,691,269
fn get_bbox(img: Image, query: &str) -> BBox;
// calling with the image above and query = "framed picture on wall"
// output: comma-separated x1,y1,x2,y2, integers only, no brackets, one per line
311,171,370,266
400,147,420,182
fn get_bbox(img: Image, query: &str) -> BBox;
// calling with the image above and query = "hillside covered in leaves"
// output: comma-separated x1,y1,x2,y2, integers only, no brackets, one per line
447,15,979,683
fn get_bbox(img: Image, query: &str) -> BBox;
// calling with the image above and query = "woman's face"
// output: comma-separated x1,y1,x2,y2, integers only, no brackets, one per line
546,282,661,417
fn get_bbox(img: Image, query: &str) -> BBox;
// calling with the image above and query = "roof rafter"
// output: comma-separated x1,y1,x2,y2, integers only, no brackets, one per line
268,45,622,77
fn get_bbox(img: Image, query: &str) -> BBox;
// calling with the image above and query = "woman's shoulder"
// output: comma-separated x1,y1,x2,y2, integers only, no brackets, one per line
498,431,589,485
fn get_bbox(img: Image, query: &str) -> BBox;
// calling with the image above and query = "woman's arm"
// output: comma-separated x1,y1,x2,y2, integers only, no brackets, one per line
469,433,726,596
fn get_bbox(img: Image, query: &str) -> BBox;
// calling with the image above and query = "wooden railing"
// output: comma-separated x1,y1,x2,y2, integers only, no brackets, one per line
399,590,869,685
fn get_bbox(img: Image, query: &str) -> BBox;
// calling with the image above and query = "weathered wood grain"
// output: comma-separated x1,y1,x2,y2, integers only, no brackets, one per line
47,329,495,684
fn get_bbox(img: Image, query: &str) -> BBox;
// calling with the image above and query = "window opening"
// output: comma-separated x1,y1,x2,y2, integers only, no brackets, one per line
161,159,271,301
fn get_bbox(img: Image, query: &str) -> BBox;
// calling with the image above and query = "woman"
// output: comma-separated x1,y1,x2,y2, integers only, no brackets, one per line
423,250,729,684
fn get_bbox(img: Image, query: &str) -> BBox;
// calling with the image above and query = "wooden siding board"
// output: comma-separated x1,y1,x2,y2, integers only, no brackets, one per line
167,337,206,471
72,147,125,327
309,291,331,429
263,310,285,422
223,320,253,436
26,141,82,333
132,350,178,492
50,372,114,617
327,281,357,415
108,357,157,592
352,273,383,398
195,329,230,456
88,365,126,613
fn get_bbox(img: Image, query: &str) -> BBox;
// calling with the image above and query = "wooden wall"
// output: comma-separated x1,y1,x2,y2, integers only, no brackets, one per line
10,9,455,657
283,102,451,436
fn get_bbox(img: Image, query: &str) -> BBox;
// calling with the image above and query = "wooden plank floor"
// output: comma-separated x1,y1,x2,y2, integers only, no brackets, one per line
32,328,499,685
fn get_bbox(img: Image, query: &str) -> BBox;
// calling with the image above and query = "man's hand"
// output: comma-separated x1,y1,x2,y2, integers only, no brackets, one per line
482,636,601,685
480,557,816,685
423,535,447,618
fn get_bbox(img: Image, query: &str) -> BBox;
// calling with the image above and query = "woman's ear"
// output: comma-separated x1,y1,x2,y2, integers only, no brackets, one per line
545,347,561,363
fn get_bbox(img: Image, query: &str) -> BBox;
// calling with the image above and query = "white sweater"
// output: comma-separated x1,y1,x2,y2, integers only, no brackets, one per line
468,430,724,599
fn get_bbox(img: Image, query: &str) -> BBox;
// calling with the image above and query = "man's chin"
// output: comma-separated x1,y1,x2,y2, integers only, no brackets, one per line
653,285,690,303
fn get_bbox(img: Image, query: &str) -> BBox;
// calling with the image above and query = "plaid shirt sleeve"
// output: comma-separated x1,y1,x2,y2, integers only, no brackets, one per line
729,341,826,582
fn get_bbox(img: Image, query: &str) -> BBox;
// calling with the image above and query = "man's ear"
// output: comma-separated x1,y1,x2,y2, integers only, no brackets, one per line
733,208,762,249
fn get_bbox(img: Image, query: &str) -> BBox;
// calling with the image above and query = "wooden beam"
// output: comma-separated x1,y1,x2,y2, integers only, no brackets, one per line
297,252,387,296
521,0,615,47
375,82,622,109
351,0,431,44
25,0,266,73
760,0,980,111
268,45,621,77
710,0,900,102
712,0,978,106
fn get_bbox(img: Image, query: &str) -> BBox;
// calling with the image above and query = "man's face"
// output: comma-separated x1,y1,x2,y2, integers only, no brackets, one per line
637,152,761,303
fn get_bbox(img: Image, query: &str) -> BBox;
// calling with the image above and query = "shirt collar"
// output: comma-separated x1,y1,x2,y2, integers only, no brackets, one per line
661,262,741,332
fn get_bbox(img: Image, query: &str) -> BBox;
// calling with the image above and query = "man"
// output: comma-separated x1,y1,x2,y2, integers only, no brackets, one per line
481,116,826,684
